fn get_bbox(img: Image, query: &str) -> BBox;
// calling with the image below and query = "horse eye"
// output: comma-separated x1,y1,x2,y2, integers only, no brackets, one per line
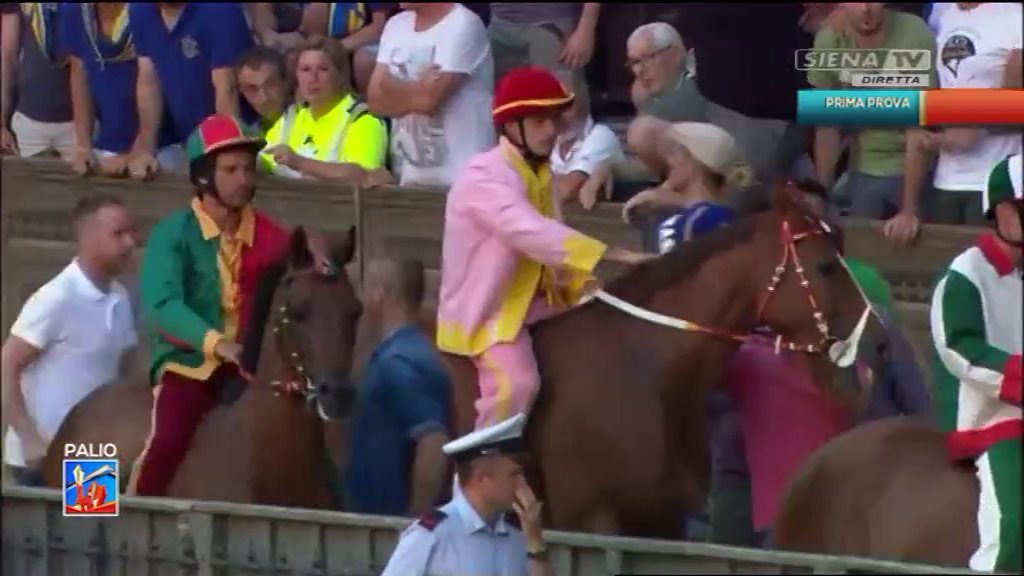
817,260,839,277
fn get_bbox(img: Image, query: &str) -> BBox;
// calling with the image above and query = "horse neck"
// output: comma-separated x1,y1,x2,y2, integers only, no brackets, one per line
608,220,773,418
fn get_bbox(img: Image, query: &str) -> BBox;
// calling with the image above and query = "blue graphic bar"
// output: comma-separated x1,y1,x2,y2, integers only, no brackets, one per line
797,90,922,127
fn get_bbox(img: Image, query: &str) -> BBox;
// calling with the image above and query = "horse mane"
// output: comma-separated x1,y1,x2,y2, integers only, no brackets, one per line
239,255,288,375
604,214,760,304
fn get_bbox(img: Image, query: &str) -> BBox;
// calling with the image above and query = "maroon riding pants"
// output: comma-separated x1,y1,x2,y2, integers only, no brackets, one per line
131,367,227,496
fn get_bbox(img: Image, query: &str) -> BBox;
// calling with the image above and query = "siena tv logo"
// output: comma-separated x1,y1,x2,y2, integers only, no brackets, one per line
796,48,932,72
62,443,119,517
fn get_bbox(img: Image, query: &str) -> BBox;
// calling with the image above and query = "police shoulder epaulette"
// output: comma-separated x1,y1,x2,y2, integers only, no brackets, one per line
417,509,448,531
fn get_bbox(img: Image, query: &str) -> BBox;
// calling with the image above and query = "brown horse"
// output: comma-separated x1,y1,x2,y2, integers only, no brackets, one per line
40,226,363,508
774,417,981,569
445,181,887,538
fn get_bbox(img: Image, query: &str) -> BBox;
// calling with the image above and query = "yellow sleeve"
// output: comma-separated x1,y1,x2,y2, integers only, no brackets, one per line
340,113,388,170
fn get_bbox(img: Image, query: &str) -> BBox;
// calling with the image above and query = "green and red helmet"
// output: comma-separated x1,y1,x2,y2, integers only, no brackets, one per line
186,114,266,186
984,153,1023,218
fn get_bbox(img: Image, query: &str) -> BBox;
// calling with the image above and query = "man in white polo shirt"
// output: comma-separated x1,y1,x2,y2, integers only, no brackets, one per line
2,194,139,486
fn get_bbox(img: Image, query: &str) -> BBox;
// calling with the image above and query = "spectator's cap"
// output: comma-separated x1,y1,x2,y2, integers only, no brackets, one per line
493,67,574,127
443,413,528,464
665,122,740,176
983,154,1022,218
186,114,266,165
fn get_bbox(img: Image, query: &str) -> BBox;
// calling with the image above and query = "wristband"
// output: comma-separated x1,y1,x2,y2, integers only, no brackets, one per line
527,545,548,561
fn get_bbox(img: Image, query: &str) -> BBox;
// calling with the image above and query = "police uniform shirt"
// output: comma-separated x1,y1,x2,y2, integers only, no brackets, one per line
381,490,528,576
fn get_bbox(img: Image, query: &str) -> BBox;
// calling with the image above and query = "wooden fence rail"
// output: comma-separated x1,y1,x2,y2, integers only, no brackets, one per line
2,487,972,575
1,158,980,368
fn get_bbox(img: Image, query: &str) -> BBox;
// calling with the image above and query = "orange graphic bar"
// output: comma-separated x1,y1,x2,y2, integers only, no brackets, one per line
922,89,1024,126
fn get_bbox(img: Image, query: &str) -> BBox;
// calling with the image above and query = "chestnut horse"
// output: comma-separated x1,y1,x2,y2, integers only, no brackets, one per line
774,417,982,569
446,182,886,537
40,227,363,508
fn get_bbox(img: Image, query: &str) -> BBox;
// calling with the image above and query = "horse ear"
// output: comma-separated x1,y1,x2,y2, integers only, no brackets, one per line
289,226,313,269
331,225,357,266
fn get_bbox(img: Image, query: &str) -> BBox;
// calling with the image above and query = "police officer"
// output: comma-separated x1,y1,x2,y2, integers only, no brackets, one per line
381,413,553,576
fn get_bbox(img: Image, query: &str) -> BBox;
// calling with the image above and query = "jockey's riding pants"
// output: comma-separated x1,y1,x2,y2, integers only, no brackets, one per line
128,367,227,496
471,297,558,430
971,437,1022,573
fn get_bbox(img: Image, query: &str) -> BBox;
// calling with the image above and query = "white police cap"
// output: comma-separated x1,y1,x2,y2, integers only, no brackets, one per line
443,413,528,463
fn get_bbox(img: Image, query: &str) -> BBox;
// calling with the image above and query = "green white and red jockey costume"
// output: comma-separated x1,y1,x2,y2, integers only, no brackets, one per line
931,153,1022,573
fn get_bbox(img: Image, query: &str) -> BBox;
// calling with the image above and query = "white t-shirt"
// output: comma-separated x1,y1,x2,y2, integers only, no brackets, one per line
3,260,137,467
377,5,496,188
551,118,624,177
929,2,1023,191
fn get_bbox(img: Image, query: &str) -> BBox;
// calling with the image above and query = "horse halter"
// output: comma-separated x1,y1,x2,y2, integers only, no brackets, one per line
587,217,874,367
266,263,341,421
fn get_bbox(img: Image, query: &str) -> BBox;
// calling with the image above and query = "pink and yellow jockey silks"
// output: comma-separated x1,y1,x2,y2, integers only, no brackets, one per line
437,140,607,428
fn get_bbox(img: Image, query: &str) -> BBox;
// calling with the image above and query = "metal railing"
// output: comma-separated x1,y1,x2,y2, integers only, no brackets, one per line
3,487,970,575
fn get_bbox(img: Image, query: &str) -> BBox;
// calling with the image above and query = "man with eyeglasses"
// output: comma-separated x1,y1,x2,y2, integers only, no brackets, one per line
626,22,705,123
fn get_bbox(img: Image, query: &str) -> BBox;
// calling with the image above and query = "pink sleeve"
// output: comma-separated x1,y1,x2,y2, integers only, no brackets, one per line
464,165,606,273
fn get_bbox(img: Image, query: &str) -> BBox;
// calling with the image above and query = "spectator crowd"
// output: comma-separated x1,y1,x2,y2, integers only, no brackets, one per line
1,0,1021,561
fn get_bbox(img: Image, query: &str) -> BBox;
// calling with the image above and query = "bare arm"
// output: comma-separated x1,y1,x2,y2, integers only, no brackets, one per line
134,56,163,154
1,10,20,132
575,3,600,37
340,10,386,51
68,56,94,152
555,171,590,205
1003,48,1022,89
299,2,328,36
293,156,368,182
813,126,842,188
211,67,240,118
406,431,449,516
247,3,277,38
900,129,933,216
367,64,463,118
529,558,554,576
1,336,45,448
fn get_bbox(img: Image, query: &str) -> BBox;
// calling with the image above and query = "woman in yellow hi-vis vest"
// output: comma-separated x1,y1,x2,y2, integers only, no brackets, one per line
262,36,388,184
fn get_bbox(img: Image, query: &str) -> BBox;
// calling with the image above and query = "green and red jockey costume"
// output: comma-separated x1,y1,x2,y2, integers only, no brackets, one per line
129,115,290,497
931,153,1022,573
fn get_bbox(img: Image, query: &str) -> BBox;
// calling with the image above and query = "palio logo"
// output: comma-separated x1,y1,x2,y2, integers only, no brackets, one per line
62,443,119,517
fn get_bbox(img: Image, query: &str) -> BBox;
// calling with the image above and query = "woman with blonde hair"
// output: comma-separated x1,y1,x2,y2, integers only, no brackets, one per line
261,35,390,185
621,118,755,254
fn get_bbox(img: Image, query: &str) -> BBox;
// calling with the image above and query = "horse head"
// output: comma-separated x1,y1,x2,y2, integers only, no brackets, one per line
758,179,891,397
243,225,362,420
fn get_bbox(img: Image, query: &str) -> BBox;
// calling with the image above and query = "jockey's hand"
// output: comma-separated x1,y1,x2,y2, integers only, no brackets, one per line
513,478,545,548
214,339,243,365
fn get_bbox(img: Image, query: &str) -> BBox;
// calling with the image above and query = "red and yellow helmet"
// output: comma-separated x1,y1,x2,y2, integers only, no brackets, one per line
492,66,575,127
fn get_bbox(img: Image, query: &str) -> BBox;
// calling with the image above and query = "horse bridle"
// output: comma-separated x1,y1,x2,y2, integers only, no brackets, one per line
266,264,341,421
587,217,874,367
